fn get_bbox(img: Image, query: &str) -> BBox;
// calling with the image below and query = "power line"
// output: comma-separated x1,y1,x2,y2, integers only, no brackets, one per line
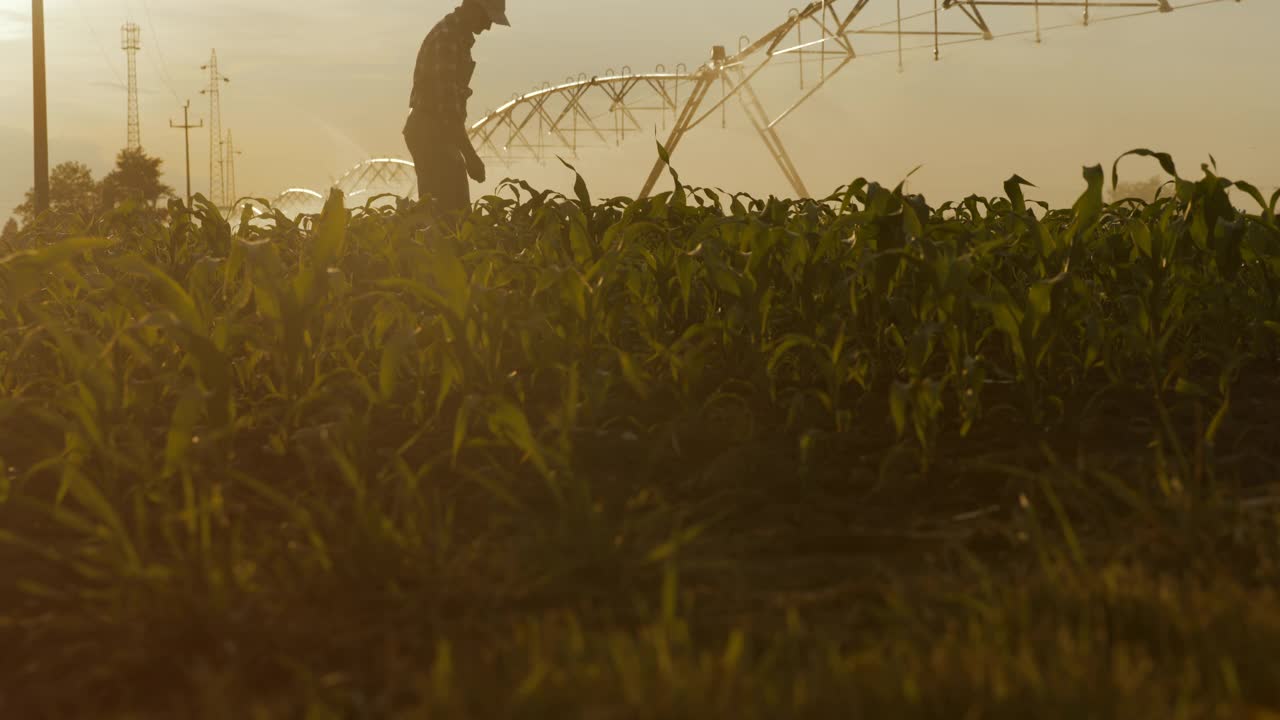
71,0,125,88
138,0,182,103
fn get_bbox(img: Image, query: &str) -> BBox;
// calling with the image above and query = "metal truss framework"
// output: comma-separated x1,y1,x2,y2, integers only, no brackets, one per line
267,159,418,217
331,157,418,205
270,188,325,218
466,0,1242,198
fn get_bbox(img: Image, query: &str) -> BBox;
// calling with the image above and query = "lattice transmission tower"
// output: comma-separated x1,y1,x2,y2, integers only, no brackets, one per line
465,0,1243,198
224,130,243,204
121,22,142,151
201,50,230,207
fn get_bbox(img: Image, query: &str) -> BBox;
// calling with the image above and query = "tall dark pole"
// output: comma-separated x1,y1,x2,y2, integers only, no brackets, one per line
32,0,50,214
170,101,203,207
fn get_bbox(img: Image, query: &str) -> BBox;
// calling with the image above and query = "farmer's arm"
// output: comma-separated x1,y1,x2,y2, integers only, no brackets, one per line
440,48,483,179
450,108,480,163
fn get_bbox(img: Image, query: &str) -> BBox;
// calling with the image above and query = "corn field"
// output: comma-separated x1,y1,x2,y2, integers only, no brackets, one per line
2,151,1280,718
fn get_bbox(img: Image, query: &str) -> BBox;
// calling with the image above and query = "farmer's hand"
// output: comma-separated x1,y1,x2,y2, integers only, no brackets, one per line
466,153,486,183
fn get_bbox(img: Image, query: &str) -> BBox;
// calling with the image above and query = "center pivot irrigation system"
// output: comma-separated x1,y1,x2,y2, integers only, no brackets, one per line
269,159,418,217
269,0,1242,210
464,0,1243,199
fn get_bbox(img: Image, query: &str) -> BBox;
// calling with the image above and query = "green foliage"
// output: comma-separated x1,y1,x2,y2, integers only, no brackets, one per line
100,147,174,209
0,218,19,254
2,150,1280,717
13,161,100,229
13,150,174,241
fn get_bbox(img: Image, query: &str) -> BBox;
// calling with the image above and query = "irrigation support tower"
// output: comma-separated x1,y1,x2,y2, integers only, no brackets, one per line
201,51,230,208
465,0,1235,199
121,22,142,151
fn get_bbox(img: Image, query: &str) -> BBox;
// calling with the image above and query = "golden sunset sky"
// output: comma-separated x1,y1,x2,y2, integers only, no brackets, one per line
1,0,1276,218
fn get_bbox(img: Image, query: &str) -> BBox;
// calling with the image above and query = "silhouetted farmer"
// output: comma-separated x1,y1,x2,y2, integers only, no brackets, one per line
404,0,509,216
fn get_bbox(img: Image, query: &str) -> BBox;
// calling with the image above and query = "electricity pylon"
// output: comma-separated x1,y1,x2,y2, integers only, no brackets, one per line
121,22,142,151
223,130,243,205
200,50,230,207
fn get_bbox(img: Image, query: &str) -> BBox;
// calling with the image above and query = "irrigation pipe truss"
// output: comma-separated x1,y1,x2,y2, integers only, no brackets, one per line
465,0,1246,198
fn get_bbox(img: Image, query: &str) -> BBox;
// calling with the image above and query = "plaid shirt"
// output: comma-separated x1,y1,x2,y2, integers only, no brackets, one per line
410,9,476,129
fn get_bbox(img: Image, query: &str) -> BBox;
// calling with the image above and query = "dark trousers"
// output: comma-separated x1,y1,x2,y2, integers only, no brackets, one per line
403,111,471,216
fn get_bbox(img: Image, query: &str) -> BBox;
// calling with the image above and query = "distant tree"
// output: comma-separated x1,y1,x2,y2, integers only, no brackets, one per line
13,161,101,226
101,147,173,209
1110,176,1172,204
1,217,18,247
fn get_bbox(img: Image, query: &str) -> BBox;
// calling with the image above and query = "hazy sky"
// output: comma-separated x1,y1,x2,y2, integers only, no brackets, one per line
1,0,1277,219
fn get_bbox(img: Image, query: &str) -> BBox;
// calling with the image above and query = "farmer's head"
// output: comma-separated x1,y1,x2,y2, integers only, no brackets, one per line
460,0,509,34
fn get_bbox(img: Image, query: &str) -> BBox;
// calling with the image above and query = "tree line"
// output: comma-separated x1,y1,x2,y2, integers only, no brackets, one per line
2,147,173,249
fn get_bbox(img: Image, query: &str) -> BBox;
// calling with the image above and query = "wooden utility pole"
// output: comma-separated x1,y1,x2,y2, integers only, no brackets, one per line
170,101,203,207
32,0,49,214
